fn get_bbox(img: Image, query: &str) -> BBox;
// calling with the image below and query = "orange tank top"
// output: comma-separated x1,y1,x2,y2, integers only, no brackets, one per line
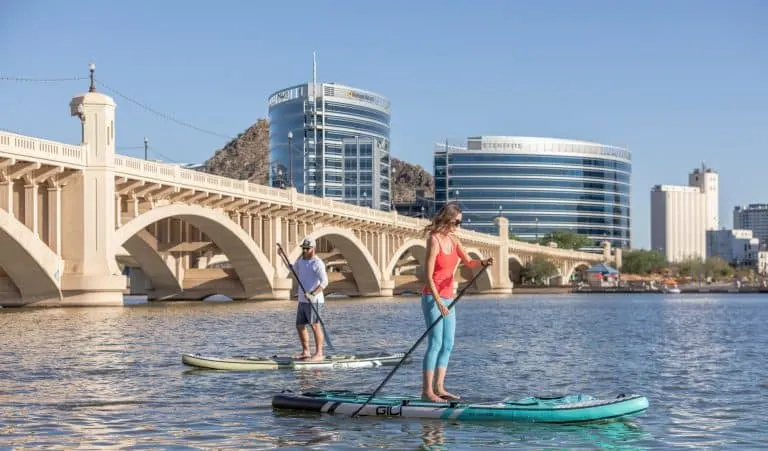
422,234,459,299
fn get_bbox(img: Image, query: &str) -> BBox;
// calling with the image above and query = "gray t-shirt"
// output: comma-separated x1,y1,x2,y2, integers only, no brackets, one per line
293,256,328,303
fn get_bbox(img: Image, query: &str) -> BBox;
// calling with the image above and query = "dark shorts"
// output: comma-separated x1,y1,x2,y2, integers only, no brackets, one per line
296,302,324,326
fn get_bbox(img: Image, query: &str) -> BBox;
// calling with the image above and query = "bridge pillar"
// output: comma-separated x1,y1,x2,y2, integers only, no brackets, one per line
602,240,612,261
60,89,126,306
46,183,62,255
379,279,394,297
23,180,39,233
0,179,11,212
271,276,292,300
491,216,514,294
614,248,622,270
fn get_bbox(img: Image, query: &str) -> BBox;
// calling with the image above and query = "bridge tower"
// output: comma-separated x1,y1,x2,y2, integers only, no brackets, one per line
492,216,514,293
62,70,126,305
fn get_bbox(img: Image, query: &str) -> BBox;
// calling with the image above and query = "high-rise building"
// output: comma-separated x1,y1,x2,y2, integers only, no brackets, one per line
267,78,392,210
689,164,719,230
650,164,719,262
433,136,632,250
734,204,768,248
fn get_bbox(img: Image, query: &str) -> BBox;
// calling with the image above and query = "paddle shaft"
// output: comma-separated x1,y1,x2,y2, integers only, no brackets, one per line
276,243,335,351
350,263,490,418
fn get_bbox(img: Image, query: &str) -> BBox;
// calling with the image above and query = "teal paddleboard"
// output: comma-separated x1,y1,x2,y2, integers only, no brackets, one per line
272,389,649,423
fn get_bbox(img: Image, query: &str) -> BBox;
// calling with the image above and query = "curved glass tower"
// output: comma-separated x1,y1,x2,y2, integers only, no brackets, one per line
434,136,632,249
268,82,392,210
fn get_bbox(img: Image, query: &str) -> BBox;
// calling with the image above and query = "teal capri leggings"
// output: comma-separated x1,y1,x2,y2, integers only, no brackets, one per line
420,294,456,371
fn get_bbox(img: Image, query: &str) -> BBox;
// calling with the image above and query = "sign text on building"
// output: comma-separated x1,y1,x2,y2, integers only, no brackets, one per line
342,89,390,109
481,142,523,150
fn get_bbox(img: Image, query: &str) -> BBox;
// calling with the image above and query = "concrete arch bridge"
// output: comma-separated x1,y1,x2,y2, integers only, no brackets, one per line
0,88,614,306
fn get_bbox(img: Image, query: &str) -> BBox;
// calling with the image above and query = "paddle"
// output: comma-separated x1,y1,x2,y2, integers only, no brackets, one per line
350,262,491,418
276,243,335,352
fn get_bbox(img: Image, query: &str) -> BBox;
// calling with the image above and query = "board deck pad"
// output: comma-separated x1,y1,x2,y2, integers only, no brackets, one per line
272,389,649,423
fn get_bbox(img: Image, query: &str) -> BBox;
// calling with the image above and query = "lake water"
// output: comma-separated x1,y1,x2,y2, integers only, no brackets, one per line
1,293,765,449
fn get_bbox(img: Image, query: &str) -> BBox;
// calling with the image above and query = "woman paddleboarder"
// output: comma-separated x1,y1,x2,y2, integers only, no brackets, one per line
420,202,493,402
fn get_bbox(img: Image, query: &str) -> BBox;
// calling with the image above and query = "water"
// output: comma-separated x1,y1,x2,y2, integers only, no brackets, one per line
1,293,766,449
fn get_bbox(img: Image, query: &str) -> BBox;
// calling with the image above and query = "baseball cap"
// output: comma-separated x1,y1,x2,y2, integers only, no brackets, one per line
300,237,316,248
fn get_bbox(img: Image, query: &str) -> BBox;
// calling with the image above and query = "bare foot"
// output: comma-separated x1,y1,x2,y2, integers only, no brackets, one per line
307,354,325,362
437,391,460,401
421,393,446,403
292,352,310,359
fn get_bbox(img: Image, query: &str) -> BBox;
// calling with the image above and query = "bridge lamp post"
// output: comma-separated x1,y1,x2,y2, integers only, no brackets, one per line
287,130,293,188
88,62,96,92
144,136,148,160
390,166,396,211
535,217,539,242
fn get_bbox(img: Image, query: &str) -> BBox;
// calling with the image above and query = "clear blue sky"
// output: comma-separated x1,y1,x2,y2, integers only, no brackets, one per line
1,0,765,249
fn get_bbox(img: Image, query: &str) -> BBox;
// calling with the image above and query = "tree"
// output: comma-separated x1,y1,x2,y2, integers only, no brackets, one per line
703,257,732,280
621,249,666,274
521,255,559,285
674,256,704,278
537,230,593,250
671,256,732,281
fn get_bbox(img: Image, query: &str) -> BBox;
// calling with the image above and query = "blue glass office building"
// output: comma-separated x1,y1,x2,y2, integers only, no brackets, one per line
268,82,392,210
434,136,632,249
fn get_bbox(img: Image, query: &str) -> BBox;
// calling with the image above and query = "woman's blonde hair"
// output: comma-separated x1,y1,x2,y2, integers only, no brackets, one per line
423,202,462,234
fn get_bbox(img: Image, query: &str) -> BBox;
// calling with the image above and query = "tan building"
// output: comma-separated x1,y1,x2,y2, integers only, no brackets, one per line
650,164,719,263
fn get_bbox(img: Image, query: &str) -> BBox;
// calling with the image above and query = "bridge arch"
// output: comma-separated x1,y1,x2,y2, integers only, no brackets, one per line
384,239,426,277
458,246,493,292
564,261,592,283
0,209,62,305
121,229,183,296
114,205,273,295
287,227,381,296
508,252,524,284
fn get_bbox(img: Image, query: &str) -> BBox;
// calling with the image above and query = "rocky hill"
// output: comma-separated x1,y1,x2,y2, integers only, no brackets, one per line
391,158,434,203
200,119,270,184
201,119,434,202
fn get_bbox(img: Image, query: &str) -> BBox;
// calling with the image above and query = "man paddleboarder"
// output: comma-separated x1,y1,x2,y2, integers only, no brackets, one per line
293,237,329,361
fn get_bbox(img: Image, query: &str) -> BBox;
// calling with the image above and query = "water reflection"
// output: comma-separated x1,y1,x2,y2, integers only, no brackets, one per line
420,421,446,450
293,367,326,393
570,420,652,450
270,427,343,448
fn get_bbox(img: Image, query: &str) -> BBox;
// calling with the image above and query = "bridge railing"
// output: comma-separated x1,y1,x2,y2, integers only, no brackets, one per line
114,156,293,202
292,191,427,230
114,155,428,230
508,239,603,261
0,130,86,168
456,227,501,246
